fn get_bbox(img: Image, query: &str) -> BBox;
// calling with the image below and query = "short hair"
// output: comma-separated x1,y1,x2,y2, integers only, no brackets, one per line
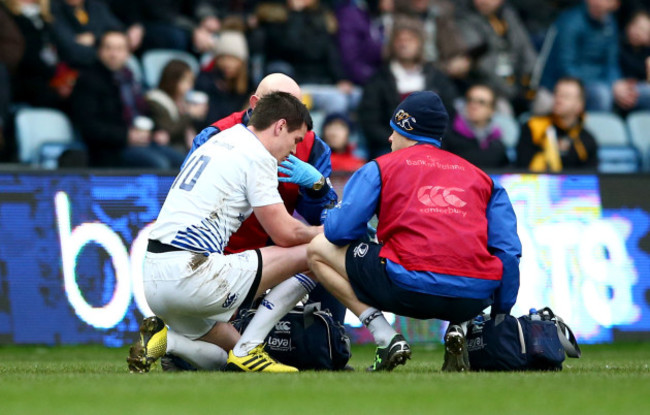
466,83,497,108
389,16,425,62
555,77,586,102
248,91,313,132
158,59,192,98
99,30,129,49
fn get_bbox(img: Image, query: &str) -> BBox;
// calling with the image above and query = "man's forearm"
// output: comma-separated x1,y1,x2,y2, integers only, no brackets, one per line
274,220,323,247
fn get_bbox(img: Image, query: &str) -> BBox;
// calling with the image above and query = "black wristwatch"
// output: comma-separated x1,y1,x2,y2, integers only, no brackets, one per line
312,176,326,191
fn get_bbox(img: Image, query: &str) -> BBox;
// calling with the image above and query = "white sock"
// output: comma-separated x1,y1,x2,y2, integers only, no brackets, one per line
233,273,316,357
359,307,397,348
167,330,228,370
459,321,469,335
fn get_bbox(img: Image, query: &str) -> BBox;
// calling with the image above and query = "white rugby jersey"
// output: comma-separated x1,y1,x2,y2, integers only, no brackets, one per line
150,124,283,253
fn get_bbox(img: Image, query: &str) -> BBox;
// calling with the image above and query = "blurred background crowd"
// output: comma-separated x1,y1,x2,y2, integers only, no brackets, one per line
0,0,649,172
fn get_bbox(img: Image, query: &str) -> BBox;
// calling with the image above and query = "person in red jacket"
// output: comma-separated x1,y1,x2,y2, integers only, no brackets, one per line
321,112,366,173
308,91,522,372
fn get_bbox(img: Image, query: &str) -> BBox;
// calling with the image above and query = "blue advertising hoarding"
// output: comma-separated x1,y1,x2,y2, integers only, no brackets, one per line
0,171,648,346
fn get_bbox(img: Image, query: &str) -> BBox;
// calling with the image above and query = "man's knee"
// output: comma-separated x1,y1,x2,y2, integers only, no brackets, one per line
307,233,328,267
307,234,349,279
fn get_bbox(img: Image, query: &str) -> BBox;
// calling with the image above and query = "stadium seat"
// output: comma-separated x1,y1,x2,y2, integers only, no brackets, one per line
626,111,650,171
597,147,640,173
126,55,144,86
310,110,326,136
15,108,75,167
492,113,520,149
584,112,638,173
141,49,200,89
492,113,520,163
584,112,629,146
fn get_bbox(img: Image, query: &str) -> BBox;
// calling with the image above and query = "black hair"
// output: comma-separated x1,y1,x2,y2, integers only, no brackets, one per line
555,77,586,102
466,83,497,109
99,30,129,48
248,91,313,132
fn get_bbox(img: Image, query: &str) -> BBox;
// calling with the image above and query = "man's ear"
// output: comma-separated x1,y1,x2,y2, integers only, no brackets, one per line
274,119,287,135
249,94,260,109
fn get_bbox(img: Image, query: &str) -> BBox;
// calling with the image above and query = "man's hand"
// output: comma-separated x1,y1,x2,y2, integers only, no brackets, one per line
613,79,639,110
128,128,151,147
200,16,220,33
445,55,472,79
152,130,170,146
75,32,95,47
278,154,324,188
127,24,144,51
193,27,216,53
336,80,355,94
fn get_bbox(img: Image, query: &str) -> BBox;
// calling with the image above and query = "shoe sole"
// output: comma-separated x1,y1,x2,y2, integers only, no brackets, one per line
126,317,163,374
386,344,412,371
442,331,469,372
368,341,412,372
222,361,298,373
223,362,246,372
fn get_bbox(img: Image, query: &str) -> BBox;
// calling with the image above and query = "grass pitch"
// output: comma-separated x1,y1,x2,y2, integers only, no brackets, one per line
1,342,648,415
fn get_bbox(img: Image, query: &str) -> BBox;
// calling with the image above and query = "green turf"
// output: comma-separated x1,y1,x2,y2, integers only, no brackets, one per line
1,343,649,415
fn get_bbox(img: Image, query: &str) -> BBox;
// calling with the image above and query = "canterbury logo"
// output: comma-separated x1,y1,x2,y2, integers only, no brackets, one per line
222,293,238,309
394,109,416,131
275,321,291,332
417,186,467,207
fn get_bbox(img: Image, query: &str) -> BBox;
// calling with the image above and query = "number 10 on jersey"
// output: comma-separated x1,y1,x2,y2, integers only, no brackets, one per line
172,155,211,191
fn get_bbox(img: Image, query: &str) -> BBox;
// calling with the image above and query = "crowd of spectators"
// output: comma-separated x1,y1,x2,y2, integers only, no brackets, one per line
0,0,648,171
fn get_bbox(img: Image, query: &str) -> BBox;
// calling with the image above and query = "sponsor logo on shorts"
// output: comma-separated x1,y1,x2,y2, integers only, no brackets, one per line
261,299,274,310
274,320,291,333
267,336,291,352
353,243,369,258
222,293,238,309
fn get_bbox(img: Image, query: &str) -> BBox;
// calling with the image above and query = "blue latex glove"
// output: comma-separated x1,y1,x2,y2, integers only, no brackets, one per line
278,154,324,188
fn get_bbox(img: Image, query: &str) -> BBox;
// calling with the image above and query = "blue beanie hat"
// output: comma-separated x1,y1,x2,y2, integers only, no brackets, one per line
389,91,449,147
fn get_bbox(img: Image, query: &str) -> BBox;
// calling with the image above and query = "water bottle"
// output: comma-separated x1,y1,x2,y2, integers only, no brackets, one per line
529,308,541,321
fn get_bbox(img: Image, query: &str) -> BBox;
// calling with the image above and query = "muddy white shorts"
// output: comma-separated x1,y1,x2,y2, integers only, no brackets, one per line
143,249,262,339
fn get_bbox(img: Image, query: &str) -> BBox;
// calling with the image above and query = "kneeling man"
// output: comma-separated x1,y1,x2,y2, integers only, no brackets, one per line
128,92,321,373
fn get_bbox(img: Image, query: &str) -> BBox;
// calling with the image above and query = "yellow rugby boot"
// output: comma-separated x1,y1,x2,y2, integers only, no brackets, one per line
224,344,298,373
127,316,168,373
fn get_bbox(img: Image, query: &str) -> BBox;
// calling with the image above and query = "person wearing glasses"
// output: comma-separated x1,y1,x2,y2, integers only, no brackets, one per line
441,84,510,169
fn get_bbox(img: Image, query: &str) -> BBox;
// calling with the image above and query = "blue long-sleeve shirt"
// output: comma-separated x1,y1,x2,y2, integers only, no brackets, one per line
325,161,522,314
541,4,621,90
